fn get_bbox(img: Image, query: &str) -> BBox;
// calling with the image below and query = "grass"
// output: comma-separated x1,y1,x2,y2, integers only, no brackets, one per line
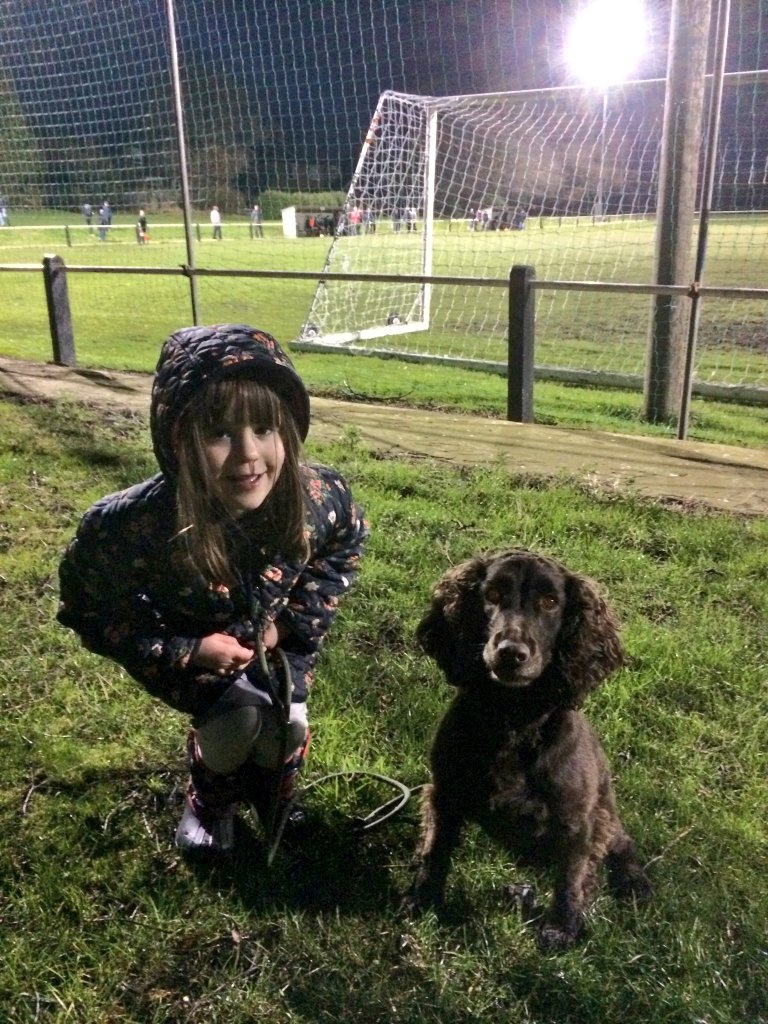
0,209,767,423
1,391,766,1023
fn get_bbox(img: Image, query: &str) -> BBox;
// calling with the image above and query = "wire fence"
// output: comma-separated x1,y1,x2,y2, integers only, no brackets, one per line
0,0,767,433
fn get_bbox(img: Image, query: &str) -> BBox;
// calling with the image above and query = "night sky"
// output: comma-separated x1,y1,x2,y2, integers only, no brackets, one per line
0,0,765,204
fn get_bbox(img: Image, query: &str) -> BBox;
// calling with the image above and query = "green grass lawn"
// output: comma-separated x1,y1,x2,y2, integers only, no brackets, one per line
0,211,766,449
1,392,766,1023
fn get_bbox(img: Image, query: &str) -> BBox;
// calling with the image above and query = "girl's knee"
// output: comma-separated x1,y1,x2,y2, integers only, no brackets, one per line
197,705,263,774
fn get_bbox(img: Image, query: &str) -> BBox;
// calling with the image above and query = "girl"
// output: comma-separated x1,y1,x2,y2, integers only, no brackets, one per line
57,324,368,854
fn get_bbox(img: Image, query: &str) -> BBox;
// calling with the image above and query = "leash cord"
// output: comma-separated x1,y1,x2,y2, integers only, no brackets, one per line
256,638,423,861
302,772,425,832
256,635,294,866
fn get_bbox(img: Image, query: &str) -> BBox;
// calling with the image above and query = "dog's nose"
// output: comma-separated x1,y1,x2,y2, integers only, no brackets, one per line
496,639,531,666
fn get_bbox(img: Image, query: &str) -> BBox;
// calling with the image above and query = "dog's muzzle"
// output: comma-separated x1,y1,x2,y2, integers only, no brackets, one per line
484,635,543,684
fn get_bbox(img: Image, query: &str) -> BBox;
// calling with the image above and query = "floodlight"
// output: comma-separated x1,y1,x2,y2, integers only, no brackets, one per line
566,0,647,88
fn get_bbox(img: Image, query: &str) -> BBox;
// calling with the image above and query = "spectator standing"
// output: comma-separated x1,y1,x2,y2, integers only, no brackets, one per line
136,209,148,244
82,203,93,233
210,205,223,240
98,200,112,242
250,204,264,238
0,206,7,227
348,204,362,236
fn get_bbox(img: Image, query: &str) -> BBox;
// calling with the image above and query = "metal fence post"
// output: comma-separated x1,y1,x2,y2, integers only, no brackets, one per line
42,254,76,366
507,264,535,422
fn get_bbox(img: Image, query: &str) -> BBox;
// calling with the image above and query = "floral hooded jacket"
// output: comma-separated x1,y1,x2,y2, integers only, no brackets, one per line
57,324,368,718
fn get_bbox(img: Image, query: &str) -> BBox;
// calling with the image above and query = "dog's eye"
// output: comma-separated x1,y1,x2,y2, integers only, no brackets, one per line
539,594,559,611
484,587,500,605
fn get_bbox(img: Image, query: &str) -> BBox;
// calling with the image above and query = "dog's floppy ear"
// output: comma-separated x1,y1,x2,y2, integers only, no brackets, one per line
416,556,490,685
554,570,626,703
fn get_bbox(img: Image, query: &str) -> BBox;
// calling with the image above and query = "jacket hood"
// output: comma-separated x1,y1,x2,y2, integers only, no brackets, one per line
150,324,310,478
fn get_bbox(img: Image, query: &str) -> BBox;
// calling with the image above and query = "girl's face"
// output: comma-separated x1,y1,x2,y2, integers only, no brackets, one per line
202,419,285,517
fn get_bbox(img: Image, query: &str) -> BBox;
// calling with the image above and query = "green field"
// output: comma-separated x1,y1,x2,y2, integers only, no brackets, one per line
0,210,766,396
1,394,766,1022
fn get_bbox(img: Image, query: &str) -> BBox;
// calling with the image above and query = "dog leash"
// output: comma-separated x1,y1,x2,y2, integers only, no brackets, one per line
302,772,422,833
253,635,423,865
254,634,295,867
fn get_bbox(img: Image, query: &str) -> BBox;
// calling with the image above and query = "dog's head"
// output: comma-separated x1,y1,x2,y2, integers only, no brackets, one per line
416,549,625,705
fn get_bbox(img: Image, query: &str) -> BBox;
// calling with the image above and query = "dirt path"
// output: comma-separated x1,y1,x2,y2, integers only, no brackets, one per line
2,355,767,516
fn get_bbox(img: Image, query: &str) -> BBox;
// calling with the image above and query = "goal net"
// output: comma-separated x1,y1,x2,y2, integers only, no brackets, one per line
298,84,667,361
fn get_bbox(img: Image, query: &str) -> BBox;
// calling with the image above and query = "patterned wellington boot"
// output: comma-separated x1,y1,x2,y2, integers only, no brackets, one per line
244,730,311,840
174,730,242,854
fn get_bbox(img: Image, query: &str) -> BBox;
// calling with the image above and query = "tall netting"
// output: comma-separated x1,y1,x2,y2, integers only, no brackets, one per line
0,1,194,365
0,0,766,394
299,84,668,369
299,69,768,395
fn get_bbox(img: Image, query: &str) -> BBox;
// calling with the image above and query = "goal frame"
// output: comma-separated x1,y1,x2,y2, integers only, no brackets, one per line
299,91,439,346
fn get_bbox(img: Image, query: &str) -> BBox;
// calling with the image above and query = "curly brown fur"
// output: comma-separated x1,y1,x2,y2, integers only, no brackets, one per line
407,549,652,951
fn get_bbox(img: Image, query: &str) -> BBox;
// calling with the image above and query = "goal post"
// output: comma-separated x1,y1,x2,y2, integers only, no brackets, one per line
299,91,440,346
297,83,670,353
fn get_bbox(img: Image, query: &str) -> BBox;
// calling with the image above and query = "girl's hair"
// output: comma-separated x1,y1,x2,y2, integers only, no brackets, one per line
173,376,308,584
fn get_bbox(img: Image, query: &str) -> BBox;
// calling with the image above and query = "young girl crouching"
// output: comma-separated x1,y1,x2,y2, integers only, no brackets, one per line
57,324,368,854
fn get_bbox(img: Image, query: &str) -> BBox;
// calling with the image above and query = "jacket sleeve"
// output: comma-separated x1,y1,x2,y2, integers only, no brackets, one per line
275,466,368,697
56,492,209,711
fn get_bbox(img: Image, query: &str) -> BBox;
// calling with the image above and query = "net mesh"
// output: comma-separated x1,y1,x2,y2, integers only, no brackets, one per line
300,77,768,392
302,85,668,358
0,0,766,392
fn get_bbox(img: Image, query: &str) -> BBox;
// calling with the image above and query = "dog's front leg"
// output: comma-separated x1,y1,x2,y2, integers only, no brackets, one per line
537,836,592,951
405,783,463,913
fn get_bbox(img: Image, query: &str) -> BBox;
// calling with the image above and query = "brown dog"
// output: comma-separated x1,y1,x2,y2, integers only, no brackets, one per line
406,549,652,951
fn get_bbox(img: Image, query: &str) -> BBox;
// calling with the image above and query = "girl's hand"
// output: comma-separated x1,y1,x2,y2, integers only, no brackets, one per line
194,633,254,675
261,619,281,650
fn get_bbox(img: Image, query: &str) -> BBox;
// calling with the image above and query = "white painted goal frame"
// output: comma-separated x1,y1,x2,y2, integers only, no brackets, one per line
299,90,440,346
297,82,661,349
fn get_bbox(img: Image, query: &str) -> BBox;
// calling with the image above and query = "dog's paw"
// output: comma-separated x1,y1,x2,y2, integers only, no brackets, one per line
611,865,654,904
536,915,586,953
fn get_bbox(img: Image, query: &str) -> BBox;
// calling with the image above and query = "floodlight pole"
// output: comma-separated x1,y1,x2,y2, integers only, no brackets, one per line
166,0,199,325
600,90,607,218
644,0,712,424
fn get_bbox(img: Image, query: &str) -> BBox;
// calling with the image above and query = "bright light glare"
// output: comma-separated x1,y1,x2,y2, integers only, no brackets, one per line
566,0,647,87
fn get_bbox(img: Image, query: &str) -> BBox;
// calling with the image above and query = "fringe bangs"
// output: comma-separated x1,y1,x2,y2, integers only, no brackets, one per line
173,376,308,585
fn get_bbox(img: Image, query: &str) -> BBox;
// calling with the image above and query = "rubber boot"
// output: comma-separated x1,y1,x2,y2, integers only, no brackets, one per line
174,730,242,854
244,730,311,836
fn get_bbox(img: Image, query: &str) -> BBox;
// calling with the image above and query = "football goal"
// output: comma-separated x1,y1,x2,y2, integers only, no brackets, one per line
298,84,665,351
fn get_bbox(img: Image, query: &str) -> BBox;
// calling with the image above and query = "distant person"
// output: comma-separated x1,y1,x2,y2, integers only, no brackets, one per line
82,203,93,233
348,204,362,236
136,208,148,244
98,200,112,241
0,206,7,227
250,204,264,238
210,205,223,240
